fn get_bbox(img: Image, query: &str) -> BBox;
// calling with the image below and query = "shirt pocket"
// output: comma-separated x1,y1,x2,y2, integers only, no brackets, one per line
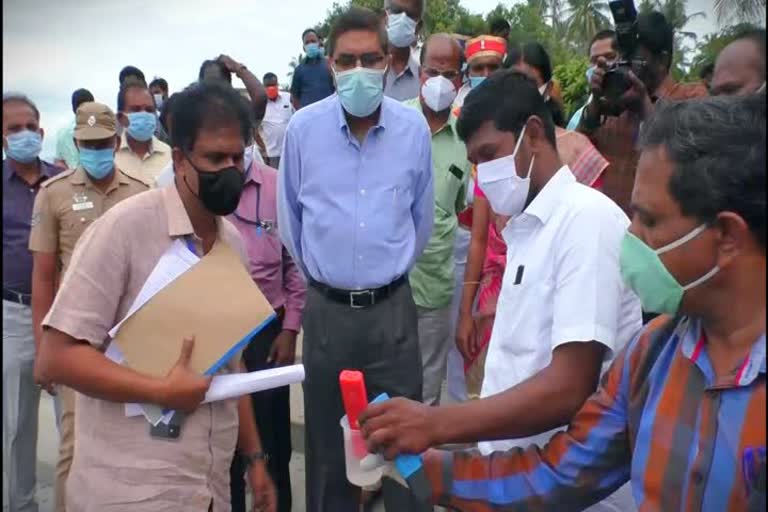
435,164,464,215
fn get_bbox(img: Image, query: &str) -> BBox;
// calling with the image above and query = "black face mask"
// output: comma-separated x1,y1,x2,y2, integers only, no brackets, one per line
183,154,245,216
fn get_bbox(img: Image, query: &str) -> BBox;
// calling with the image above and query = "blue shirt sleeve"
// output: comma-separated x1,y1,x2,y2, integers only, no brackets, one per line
277,120,307,278
411,124,434,265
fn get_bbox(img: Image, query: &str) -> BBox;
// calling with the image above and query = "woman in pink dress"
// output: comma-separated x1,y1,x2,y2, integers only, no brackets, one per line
456,42,610,398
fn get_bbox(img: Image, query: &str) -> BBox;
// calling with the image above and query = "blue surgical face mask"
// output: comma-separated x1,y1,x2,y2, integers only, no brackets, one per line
304,43,323,59
79,147,115,180
469,76,486,89
334,66,386,118
387,12,417,48
126,112,157,142
5,130,42,163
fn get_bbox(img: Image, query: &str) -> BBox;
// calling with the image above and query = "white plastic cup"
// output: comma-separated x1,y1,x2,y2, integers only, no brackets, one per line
340,415,383,487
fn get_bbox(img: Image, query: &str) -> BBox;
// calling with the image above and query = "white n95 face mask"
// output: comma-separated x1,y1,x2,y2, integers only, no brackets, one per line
421,76,457,113
477,123,536,217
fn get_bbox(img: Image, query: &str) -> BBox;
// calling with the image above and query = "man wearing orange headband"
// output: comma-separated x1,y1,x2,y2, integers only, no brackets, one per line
453,35,507,111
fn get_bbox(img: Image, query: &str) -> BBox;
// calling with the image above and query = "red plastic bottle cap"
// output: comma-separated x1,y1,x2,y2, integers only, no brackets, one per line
339,370,367,429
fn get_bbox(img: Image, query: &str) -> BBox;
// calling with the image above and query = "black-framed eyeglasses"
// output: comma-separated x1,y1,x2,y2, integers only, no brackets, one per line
423,67,461,81
333,53,386,70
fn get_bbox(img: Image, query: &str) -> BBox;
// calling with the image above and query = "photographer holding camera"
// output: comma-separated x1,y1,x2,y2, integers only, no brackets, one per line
577,8,706,215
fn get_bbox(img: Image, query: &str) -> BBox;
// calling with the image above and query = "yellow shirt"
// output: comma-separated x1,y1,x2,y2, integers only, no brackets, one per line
114,134,171,184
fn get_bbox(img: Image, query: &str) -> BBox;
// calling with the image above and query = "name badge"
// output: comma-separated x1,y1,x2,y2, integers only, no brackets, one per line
72,201,95,211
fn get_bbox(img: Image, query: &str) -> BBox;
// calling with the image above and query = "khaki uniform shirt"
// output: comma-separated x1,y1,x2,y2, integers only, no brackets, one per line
29,167,149,275
42,185,246,512
114,134,172,184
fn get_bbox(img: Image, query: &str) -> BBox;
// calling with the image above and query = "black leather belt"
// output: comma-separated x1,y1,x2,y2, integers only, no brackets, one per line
3,288,31,307
309,276,407,309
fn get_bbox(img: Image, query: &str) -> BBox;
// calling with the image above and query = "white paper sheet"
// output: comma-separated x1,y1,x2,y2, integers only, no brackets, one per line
107,239,200,339
202,365,305,403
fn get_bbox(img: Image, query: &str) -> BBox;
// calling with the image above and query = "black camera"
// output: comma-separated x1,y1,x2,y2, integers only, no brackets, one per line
603,0,646,103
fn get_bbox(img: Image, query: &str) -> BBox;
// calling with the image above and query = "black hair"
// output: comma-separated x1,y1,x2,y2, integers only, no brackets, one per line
589,29,618,55
198,60,232,85
71,88,94,114
327,7,388,57
170,82,253,152
506,42,565,128
641,94,766,249
263,72,278,83
698,62,714,80
119,65,145,85
149,78,168,93
457,69,557,147
117,81,150,113
2,92,40,121
419,34,466,70
637,11,674,67
489,18,511,36
159,92,180,133
302,28,318,42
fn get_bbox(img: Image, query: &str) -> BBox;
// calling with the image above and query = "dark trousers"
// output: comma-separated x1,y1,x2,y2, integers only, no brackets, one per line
230,318,292,512
302,282,431,512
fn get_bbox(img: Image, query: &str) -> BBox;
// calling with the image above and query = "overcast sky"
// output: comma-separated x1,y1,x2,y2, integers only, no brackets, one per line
3,0,719,160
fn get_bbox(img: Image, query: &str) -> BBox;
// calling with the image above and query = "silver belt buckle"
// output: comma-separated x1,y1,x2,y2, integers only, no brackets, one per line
350,290,374,309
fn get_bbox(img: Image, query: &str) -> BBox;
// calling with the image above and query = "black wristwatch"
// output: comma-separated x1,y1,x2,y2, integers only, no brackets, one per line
241,451,268,468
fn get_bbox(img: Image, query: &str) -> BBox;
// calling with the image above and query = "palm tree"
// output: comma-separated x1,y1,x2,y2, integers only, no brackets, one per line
565,0,611,51
639,0,706,78
714,0,766,25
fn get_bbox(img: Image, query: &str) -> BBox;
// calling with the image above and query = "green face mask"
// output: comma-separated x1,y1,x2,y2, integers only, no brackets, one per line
620,224,720,315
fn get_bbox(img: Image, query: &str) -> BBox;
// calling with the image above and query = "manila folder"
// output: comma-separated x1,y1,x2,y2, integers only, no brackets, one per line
113,239,274,378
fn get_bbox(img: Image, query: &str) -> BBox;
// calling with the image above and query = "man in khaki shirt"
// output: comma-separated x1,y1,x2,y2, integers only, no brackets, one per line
114,80,171,183
29,101,149,512
36,82,276,512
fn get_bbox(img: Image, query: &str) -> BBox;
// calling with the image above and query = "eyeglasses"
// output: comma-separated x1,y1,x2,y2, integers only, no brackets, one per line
423,67,461,81
333,53,386,71
469,62,501,75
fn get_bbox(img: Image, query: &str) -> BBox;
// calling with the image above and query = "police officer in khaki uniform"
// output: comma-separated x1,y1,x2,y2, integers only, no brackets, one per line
29,102,149,512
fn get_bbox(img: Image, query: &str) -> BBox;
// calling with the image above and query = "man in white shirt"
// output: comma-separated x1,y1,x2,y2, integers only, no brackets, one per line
261,73,293,169
360,70,642,511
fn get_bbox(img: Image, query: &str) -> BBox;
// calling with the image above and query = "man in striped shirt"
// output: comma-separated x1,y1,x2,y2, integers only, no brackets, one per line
362,94,766,510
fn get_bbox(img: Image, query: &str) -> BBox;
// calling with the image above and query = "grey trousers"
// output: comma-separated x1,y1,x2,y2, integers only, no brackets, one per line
417,306,452,406
302,283,430,512
2,300,40,512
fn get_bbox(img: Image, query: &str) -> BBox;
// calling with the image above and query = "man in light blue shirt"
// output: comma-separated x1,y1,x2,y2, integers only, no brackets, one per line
278,7,433,512
54,88,94,169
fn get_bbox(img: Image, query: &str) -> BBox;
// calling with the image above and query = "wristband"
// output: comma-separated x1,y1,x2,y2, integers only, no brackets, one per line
241,451,268,468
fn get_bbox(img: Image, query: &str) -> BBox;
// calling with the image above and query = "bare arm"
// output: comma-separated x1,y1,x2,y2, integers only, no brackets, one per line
31,252,58,351
432,341,605,444
362,341,606,457
455,194,490,359
219,55,267,121
38,329,211,412
460,195,490,318
236,66,267,121
39,327,166,404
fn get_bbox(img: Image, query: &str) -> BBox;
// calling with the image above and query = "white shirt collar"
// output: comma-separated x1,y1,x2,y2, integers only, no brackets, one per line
522,165,576,225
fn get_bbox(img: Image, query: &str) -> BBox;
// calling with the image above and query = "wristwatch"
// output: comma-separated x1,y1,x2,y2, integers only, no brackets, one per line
241,451,268,468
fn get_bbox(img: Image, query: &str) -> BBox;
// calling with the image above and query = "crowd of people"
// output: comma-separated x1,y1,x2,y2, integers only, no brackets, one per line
2,1,766,511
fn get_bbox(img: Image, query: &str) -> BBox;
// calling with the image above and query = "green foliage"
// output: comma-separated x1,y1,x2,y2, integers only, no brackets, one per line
688,22,760,77
299,0,759,97
553,58,590,117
